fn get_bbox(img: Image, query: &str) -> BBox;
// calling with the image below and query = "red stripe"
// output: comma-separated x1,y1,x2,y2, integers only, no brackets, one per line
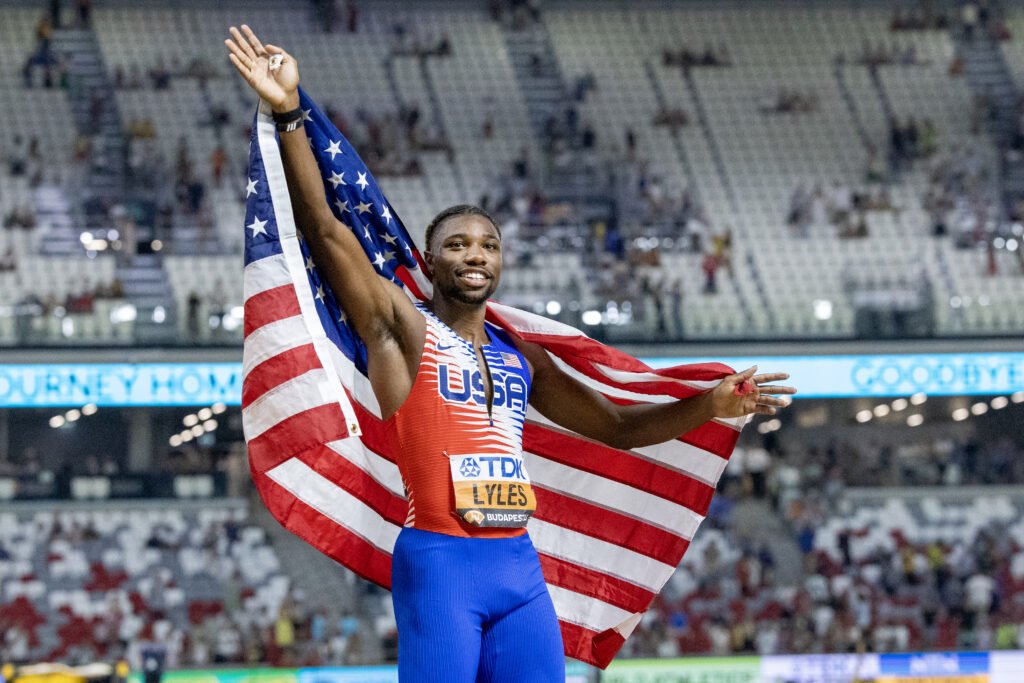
299,444,409,525
539,554,655,614
244,284,301,336
242,344,321,407
247,403,352,473
532,487,688,566
682,419,741,459
254,470,394,588
347,398,398,464
524,423,716,515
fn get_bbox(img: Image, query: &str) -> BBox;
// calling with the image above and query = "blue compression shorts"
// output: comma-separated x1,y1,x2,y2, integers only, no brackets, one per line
391,526,565,682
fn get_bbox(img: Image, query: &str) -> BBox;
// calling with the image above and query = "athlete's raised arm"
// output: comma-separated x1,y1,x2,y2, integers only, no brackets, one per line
518,339,795,449
226,25,423,416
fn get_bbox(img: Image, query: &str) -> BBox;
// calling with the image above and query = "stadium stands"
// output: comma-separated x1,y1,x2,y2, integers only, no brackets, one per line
0,501,288,666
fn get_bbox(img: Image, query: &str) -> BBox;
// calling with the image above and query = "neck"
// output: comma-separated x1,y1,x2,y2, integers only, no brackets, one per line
428,296,489,346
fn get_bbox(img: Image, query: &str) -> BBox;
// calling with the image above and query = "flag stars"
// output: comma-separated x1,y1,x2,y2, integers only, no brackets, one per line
355,201,372,215
337,309,348,323
356,171,370,191
334,199,350,214
383,249,395,263
246,178,258,197
371,251,387,269
305,255,315,272
380,205,392,225
362,225,372,240
315,284,326,303
247,216,268,237
382,233,398,246
301,108,312,121
324,139,343,160
328,171,346,188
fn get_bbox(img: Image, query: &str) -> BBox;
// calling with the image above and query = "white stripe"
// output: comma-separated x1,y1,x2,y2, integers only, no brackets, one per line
547,353,677,404
324,437,405,498
526,453,704,539
324,338,382,418
256,101,362,437
242,369,332,441
525,408,728,486
591,362,720,391
242,315,309,379
546,584,634,633
266,457,401,553
529,518,675,593
243,252,292,299
488,301,581,338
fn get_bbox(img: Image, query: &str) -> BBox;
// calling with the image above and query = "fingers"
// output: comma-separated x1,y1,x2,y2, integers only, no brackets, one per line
226,52,250,80
241,24,267,55
264,44,286,55
752,404,776,416
228,26,258,61
757,385,798,395
732,366,757,381
224,38,253,70
752,373,788,384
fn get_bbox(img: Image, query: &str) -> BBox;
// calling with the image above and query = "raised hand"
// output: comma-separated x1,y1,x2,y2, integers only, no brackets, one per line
710,366,796,419
225,25,299,111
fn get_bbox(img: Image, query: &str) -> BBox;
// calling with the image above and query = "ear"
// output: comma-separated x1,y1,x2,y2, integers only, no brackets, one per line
422,249,435,276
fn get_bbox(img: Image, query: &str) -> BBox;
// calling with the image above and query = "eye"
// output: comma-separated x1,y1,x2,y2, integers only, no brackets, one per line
484,242,499,250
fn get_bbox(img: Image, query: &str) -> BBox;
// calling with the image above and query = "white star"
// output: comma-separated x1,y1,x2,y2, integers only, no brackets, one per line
380,205,392,224
383,249,395,263
328,171,346,188
245,178,258,197
356,171,370,191
382,233,398,246
324,139,343,160
337,309,348,323
247,216,268,236
301,108,312,121
362,225,372,240
305,256,315,272
355,201,372,215
371,251,387,269
315,284,325,302
334,199,350,214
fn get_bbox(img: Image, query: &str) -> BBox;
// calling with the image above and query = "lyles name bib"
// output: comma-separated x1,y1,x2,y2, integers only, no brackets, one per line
449,451,536,527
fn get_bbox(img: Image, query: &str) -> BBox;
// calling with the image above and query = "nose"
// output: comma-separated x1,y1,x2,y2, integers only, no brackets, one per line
463,244,487,264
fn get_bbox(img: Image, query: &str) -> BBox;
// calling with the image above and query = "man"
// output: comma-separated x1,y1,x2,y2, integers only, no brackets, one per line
226,25,794,682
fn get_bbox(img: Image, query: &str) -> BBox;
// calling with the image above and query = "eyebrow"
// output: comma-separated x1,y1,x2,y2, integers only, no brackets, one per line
443,232,500,241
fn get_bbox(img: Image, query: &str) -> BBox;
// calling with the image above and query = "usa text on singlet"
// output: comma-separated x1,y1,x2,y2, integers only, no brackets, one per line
387,304,536,534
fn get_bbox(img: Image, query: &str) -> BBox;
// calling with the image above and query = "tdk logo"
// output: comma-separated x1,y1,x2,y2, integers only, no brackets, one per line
438,365,527,410
459,457,481,478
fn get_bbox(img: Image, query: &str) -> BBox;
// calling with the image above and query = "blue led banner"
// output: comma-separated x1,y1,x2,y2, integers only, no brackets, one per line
648,353,1024,399
0,363,241,407
0,353,1022,407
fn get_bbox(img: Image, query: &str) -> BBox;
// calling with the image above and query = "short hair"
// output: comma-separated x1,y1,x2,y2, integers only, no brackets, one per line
424,204,501,251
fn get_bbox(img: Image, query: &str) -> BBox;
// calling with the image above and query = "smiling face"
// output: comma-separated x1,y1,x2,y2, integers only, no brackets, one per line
425,214,502,306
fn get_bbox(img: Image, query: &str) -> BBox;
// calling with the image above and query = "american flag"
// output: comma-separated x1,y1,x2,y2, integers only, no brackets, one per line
241,89,746,668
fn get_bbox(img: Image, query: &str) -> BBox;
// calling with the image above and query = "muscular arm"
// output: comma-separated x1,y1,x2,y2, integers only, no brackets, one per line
518,340,794,450
227,26,423,416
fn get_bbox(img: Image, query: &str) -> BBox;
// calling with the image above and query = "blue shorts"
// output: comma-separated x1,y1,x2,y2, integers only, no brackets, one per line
391,526,565,683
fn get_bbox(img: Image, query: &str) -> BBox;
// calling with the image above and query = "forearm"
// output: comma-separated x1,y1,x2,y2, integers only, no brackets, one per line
607,391,716,449
272,94,334,236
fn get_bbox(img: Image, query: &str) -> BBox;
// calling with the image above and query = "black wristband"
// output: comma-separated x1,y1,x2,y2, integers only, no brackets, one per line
272,107,304,132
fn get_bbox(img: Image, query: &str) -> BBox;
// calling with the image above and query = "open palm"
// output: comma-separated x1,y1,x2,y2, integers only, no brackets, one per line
225,25,299,109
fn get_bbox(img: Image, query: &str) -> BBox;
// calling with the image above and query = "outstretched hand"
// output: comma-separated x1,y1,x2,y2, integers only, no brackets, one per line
225,25,299,111
710,366,796,419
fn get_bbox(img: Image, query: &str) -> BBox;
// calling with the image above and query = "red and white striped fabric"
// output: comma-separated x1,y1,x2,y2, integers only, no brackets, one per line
242,94,744,668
